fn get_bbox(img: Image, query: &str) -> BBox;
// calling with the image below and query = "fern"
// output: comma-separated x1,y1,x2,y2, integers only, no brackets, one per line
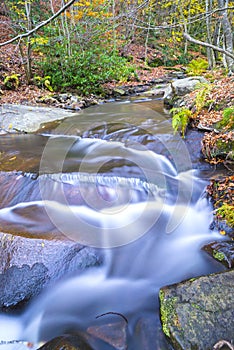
186,58,208,76
4,73,20,90
170,107,192,138
195,83,212,113
34,75,53,92
216,107,234,130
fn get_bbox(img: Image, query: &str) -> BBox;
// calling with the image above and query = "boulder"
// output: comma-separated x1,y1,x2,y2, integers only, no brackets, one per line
164,76,208,104
0,231,101,310
159,269,234,350
0,263,48,310
142,76,208,103
0,104,77,133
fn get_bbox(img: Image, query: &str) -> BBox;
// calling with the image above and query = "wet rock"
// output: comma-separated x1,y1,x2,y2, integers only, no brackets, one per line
184,129,215,171
142,76,208,103
113,88,127,96
203,241,234,268
87,320,127,350
0,231,102,310
133,315,172,350
0,263,48,309
38,334,94,350
142,84,168,98
210,219,234,237
159,269,234,350
0,104,76,133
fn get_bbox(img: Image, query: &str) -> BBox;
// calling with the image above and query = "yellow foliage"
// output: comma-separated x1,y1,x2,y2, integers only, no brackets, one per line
30,37,48,45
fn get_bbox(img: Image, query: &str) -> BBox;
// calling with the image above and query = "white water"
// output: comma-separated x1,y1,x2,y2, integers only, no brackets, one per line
0,178,224,349
0,101,226,349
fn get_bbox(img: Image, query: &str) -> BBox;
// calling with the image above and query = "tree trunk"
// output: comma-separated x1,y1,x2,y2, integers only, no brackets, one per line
217,0,234,73
206,0,216,69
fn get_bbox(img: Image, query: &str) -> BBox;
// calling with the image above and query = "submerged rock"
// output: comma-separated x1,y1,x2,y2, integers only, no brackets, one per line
203,241,234,268
37,334,94,350
87,320,127,350
133,315,172,350
159,269,234,350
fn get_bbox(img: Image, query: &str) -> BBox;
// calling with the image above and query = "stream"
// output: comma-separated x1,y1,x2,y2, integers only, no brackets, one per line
0,99,226,349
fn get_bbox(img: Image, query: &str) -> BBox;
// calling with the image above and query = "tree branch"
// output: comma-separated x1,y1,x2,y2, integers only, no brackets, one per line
183,32,234,60
0,0,77,46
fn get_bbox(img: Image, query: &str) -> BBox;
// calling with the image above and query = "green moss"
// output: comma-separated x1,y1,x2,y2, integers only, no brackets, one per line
159,290,179,337
191,302,201,310
189,278,196,282
215,107,234,131
216,204,234,228
212,250,225,262
215,139,234,155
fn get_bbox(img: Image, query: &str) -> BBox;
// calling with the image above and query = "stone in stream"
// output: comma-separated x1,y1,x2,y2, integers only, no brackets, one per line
87,320,128,350
37,333,94,350
143,76,208,102
159,269,234,350
0,104,77,133
0,231,102,310
133,315,172,350
203,241,234,269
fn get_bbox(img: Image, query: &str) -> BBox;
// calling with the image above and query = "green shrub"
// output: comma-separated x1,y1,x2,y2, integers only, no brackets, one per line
186,58,208,76
37,42,135,95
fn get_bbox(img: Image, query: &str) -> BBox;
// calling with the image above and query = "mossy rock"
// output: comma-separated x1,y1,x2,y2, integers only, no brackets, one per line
159,270,234,350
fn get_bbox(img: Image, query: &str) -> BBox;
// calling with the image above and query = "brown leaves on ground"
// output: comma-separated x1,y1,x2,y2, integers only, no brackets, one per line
0,40,50,105
202,131,234,165
197,110,223,127
207,176,234,208
184,74,234,127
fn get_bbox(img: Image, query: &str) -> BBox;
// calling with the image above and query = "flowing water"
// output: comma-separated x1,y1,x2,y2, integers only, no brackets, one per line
0,99,225,349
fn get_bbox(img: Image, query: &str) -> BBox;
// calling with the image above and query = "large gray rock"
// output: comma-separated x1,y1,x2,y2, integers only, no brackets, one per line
164,76,208,103
0,231,102,310
159,269,234,350
142,76,208,102
0,104,77,133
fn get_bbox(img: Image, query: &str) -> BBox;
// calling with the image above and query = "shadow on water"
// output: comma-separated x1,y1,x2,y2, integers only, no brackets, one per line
0,99,226,349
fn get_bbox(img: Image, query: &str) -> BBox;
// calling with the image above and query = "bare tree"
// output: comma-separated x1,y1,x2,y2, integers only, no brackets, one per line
217,0,234,73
